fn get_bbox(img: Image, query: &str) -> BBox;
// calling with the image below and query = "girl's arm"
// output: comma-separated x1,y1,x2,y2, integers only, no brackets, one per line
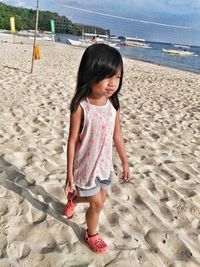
113,110,130,181
65,105,83,192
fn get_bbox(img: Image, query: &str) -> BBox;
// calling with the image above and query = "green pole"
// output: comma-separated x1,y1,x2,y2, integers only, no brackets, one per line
50,19,55,42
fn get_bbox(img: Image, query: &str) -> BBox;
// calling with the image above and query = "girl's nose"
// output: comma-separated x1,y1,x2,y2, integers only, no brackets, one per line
108,79,115,87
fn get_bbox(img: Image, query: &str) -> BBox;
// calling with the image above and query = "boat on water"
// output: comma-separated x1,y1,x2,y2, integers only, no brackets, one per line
17,30,54,41
162,49,195,56
162,44,197,56
67,38,92,47
67,32,118,48
28,36,53,41
120,37,151,48
173,44,190,49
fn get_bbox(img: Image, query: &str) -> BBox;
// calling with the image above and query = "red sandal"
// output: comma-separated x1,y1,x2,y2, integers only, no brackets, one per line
84,230,108,253
64,190,77,218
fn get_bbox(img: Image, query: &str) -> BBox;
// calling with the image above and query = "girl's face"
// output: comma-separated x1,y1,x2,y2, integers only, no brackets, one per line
91,70,121,98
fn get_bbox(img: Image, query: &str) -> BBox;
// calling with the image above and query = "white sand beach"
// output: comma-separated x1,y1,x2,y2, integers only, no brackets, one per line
0,34,200,267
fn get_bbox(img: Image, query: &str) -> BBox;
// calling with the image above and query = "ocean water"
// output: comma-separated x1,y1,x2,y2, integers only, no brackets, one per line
56,34,200,74
121,42,200,74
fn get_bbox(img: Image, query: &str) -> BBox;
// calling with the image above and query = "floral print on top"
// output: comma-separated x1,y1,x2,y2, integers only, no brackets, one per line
73,99,116,189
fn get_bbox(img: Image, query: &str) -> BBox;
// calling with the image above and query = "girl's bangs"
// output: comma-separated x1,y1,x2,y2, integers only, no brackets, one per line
95,61,122,82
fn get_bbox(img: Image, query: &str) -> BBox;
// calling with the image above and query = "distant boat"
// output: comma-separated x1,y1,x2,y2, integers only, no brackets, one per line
28,36,53,41
67,32,118,48
162,44,197,56
67,38,91,47
120,37,151,48
173,44,190,50
42,36,53,41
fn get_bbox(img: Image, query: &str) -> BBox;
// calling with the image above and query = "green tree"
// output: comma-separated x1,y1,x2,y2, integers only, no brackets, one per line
0,2,109,35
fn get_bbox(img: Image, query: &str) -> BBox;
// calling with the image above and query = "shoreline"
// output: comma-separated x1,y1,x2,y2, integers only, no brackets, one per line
124,54,200,75
1,31,200,74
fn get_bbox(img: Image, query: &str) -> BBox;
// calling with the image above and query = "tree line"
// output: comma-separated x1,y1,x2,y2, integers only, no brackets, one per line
0,2,109,35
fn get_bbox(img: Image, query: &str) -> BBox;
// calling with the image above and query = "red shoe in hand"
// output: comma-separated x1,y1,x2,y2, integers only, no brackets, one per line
64,190,77,218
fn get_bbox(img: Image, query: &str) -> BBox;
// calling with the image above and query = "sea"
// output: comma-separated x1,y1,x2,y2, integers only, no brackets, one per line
56,34,200,74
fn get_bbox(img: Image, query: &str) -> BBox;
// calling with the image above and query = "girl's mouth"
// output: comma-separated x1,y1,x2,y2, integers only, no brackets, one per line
106,89,115,94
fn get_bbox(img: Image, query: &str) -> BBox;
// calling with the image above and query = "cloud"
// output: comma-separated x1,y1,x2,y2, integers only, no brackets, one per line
3,0,200,27
3,0,24,6
59,0,200,15
4,0,200,16
3,0,35,8
54,0,200,27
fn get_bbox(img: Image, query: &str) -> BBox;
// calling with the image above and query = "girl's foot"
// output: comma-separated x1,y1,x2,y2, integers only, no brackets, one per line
64,190,77,218
84,230,108,253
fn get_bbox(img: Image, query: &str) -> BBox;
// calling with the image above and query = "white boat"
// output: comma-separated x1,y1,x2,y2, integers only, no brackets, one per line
28,34,53,41
162,49,194,56
120,37,151,48
162,46,197,56
67,33,118,48
42,36,53,41
82,33,117,47
29,36,42,40
173,44,190,49
67,38,91,47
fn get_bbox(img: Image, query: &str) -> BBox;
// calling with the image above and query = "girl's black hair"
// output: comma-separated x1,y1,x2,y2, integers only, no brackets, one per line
70,43,123,112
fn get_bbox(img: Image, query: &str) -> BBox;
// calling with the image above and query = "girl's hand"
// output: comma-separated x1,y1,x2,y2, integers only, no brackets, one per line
122,162,130,182
65,175,74,194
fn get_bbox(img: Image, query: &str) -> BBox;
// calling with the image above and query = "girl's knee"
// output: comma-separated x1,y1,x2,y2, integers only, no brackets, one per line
90,201,103,213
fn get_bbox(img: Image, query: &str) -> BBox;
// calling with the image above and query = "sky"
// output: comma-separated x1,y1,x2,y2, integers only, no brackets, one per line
2,0,200,45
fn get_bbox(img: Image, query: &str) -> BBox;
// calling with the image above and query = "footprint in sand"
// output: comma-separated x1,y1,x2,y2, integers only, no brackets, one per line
5,151,33,169
30,229,57,254
0,232,7,258
190,205,200,218
169,260,200,267
13,122,23,133
150,132,160,140
34,258,51,267
172,167,191,181
0,186,7,198
51,225,77,250
178,187,197,198
159,205,174,222
7,241,30,260
167,198,186,212
0,201,8,216
106,211,119,226
145,228,192,261
27,205,47,224
128,248,166,266
15,225,33,242
157,168,176,182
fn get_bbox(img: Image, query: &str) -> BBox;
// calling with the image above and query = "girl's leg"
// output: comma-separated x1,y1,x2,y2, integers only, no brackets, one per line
74,196,89,204
86,189,107,236
100,188,107,203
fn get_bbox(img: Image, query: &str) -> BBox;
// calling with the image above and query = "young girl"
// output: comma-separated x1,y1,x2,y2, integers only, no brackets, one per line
64,43,130,253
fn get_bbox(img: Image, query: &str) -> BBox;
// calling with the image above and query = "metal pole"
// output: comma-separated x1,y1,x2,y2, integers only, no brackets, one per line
31,0,39,74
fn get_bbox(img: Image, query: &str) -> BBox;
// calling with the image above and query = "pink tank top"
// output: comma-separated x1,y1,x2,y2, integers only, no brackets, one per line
73,99,116,189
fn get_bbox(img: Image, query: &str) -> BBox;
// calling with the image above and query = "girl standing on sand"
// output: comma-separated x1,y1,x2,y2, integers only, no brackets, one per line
64,43,130,253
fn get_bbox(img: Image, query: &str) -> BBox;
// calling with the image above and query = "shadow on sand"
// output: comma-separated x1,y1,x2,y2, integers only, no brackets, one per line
2,65,30,74
0,156,84,242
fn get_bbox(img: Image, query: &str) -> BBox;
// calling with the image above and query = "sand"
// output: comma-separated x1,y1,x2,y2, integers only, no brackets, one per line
0,33,200,267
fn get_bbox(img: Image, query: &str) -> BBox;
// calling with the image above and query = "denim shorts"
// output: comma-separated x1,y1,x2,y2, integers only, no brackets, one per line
76,175,111,197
